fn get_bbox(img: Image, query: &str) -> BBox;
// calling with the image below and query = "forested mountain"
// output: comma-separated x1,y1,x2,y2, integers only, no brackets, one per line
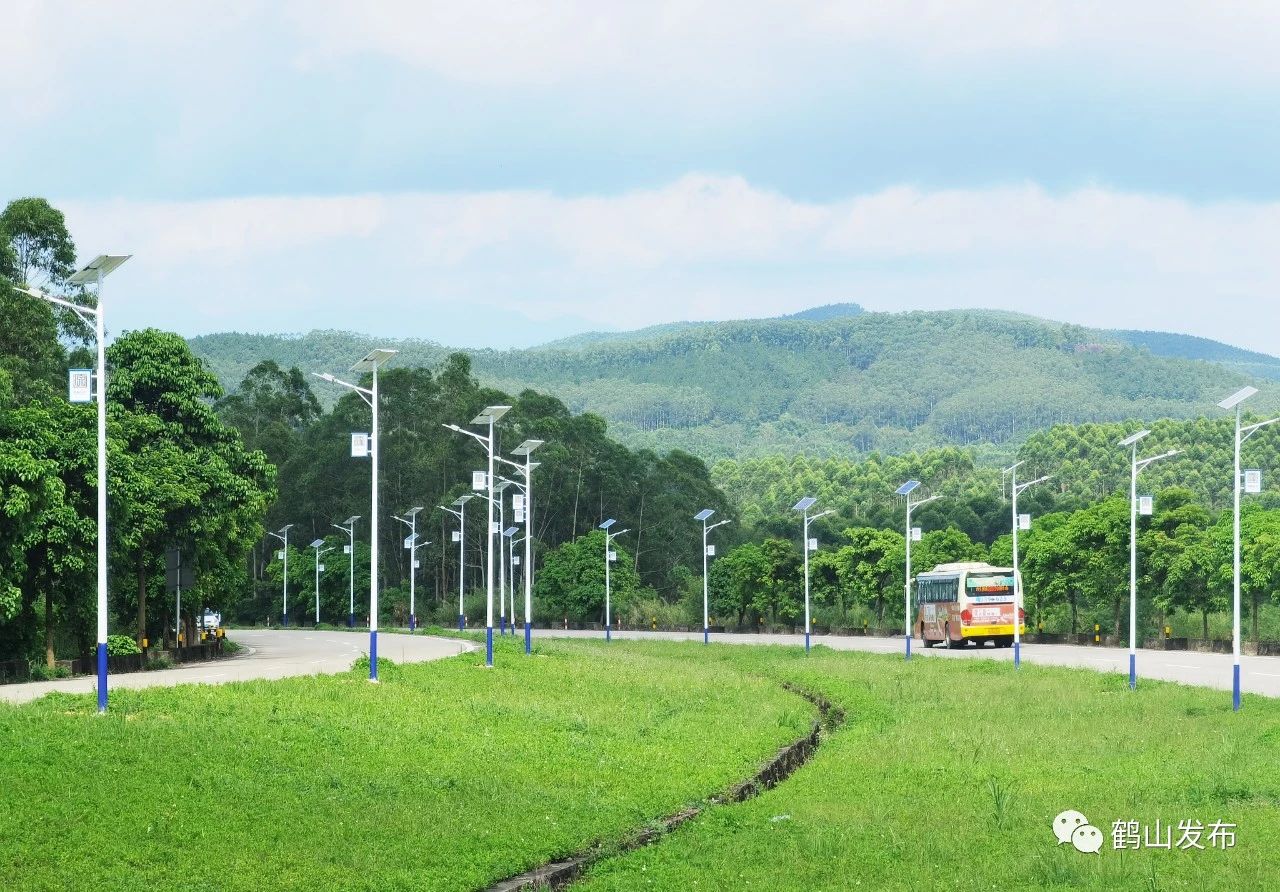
189,308,1277,463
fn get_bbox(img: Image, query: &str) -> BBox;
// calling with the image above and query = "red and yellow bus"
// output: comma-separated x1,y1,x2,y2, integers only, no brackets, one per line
915,562,1025,649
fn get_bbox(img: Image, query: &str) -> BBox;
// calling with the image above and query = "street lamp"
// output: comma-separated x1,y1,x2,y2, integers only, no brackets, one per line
792,499,833,653
694,509,731,645
492,480,513,634
13,253,129,713
1119,431,1181,690
1001,463,1050,669
332,516,360,627
599,519,629,641
439,495,475,631
445,405,511,667
1218,386,1279,711
502,438,545,653
392,507,425,630
313,348,398,682
267,524,295,627
309,538,331,626
895,482,939,660
504,526,521,632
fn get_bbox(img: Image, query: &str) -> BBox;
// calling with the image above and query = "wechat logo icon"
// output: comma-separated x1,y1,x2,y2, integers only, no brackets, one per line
1054,810,1102,854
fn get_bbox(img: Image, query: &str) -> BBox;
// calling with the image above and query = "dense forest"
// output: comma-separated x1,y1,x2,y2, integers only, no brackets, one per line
188,309,1280,462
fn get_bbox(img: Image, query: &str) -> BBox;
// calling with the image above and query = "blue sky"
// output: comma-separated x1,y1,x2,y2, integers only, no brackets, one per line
4,2,1280,352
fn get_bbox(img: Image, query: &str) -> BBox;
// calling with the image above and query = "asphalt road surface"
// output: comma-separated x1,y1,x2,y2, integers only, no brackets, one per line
536,628,1280,699
0,629,473,705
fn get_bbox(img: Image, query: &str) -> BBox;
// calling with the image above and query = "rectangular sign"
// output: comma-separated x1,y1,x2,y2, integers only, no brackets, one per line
607,550,617,562
404,535,415,549
512,494,525,511
1245,470,1263,494
412,560,420,569
808,537,818,551
512,556,520,566
472,471,487,491
513,509,525,523
451,531,461,543
968,576,1015,589
350,432,370,458
68,369,93,403
276,550,285,560
343,544,351,554
706,544,716,557
1018,513,1032,531
1138,495,1154,516
317,564,325,572
490,522,501,534
910,527,922,542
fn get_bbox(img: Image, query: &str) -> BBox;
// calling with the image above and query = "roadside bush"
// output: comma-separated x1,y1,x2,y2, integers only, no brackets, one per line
145,655,174,671
106,635,142,656
621,593,688,630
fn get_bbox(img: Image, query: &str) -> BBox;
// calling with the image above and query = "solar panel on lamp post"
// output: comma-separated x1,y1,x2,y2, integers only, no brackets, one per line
599,519,628,642
695,509,731,644
1218,386,1278,711
444,405,511,666
14,253,130,713
392,507,425,630
266,524,294,627
1000,465,1049,669
332,516,360,627
439,496,475,631
1118,431,1181,690
313,348,398,681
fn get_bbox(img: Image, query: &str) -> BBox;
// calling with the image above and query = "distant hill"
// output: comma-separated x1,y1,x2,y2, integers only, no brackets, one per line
188,307,1278,463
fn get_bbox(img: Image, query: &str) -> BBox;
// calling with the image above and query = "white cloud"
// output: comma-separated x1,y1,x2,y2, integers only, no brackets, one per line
58,175,1280,353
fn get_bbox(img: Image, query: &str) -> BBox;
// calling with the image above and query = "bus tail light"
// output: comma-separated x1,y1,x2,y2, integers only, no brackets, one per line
960,608,972,624
1018,608,1026,622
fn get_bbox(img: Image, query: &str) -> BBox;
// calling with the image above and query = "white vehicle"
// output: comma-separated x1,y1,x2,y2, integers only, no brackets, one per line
199,609,222,631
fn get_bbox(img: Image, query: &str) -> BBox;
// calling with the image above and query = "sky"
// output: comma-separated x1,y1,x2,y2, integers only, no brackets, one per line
4,1,1280,352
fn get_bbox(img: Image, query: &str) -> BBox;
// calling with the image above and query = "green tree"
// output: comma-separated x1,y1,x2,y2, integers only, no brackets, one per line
534,530,640,624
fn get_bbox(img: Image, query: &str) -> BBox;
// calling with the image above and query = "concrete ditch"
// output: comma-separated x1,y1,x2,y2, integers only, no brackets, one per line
483,683,845,892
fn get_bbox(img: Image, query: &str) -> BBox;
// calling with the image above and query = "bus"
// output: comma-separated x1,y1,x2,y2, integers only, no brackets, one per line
914,561,1025,649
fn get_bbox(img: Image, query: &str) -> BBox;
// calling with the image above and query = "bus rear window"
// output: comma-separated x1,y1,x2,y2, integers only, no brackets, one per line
966,575,1014,592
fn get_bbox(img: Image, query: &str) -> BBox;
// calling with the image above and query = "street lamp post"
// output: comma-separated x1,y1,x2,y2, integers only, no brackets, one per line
504,527,522,633
310,539,331,626
1118,431,1181,690
445,406,511,667
492,480,512,635
1218,386,1280,711
393,507,425,630
599,519,629,641
439,495,474,631
1001,463,1050,669
267,524,294,627
792,499,833,653
694,509,731,645
895,481,939,660
313,348,398,682
332,516,360,628
14,253,129,713
501,439,544,653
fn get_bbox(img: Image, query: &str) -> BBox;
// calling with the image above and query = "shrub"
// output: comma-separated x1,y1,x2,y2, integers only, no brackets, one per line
106,634,142,656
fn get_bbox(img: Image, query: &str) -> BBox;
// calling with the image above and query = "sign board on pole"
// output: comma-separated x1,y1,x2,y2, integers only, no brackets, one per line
607,550,617,562
1245,470,1263,494
68,369,93,403
350,432,370,458
472,471,487,491
412,560,419,569
1138,496,1154,516
490,522,501,534
514,509,525,523
1017,514,1032,531
451,530,461,542
404,534,415,549
512,494,525,511
512,556,520,566
705,544,716,557
317,564,325,572
808,537,819,551
276,550,285,560
343,544,351,554
910,527,923,541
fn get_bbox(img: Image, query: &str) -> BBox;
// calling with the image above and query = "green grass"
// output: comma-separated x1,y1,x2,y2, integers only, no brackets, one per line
574,644,1280,891
0,638,810,892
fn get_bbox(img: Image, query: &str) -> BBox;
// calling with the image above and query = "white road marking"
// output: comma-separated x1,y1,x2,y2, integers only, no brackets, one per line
1164,664,1203,670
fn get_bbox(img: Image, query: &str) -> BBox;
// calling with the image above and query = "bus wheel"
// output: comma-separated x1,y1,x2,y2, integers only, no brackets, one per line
945,625,964,649
919,625,932,648
997,636,1013,648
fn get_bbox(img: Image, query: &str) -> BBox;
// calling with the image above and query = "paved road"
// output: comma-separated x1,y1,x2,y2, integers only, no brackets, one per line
0,629,473,705
536,629,1280,699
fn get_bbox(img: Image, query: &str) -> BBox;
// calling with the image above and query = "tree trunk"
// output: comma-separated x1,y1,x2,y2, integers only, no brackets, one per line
137,553,148,646
1070,597,1078,635
44,592,55,669
1202,609,1209,640
1112,599,1122,638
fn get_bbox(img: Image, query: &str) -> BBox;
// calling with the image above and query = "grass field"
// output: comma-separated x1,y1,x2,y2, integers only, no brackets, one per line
0,637,809,892
5,637,1280,891
575,644,1280,892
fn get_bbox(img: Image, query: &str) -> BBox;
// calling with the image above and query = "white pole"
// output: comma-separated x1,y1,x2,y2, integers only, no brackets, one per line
409,513,417,631
1010,473,1021,668
605,531,612,642
904,498,912,660
458,501,467,632
498,494,507,635
524,455,534,654
282,529,289,628
1129,445,1138,690
369,365,379,681
485,421,495,666
349,524,355,627
1233,405,1242,711
702,519,710,645
803,509,812,653
94,270,108,712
